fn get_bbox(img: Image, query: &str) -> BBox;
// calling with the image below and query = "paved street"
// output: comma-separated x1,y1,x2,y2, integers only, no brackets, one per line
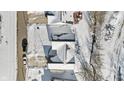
0,12,16,80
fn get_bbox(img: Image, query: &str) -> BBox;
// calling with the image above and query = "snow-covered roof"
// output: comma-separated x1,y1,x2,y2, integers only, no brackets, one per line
47,24,75,41
47,11,61,24
27,24,51,56
49,42,75,64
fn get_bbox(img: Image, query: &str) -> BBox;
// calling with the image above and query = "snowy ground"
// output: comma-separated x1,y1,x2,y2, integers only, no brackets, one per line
0,12,16,80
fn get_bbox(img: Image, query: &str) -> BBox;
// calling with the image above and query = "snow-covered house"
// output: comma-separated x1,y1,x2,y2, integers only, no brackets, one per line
26,11,77,81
